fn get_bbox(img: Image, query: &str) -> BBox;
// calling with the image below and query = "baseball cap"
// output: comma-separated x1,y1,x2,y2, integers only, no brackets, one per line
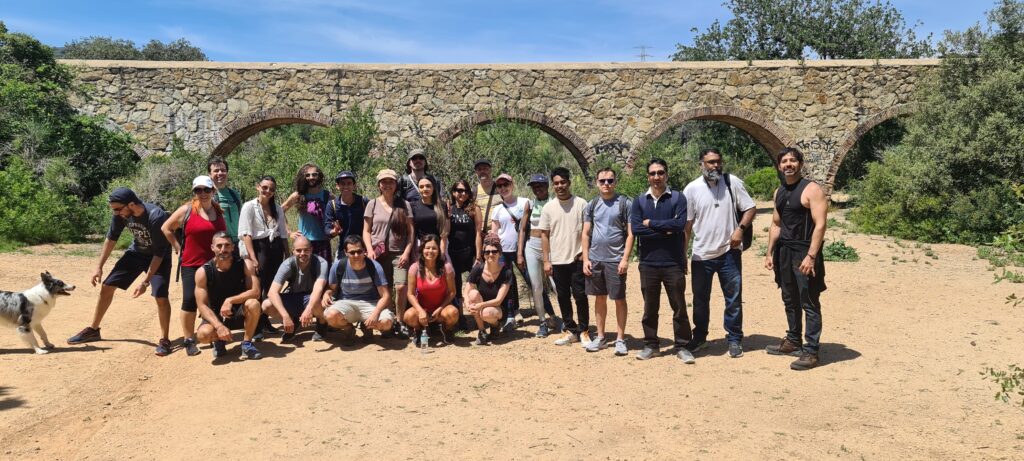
335,171,356,181
192,176,215,190
407,148,426,160
376,169,399,182
473,159,492,169
496,173,514,184
527,174,548,185
108,187,141,205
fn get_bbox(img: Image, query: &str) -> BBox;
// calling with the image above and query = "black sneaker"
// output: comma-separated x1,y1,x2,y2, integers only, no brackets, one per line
67,326,101,344
211,340,227,358
312,323,327,342
684,338,707,353
154,338,172,356
473,330,490,346
360,324,375,342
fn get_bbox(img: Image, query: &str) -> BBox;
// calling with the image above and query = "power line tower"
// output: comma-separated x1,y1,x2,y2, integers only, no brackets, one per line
634,45,653,62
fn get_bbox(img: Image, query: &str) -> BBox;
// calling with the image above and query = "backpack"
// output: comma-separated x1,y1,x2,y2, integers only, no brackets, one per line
723,174,753,251
585,194,629,240
175,206,192,282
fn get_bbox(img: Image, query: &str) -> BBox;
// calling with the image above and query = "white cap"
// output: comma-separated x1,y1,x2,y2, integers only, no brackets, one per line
192,175,215,190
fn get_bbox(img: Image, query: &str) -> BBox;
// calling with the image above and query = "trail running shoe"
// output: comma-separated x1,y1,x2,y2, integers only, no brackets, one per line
67,326,101,344
184,337,201,356
241,340,262,360
212,340,227,358
154,338,172,356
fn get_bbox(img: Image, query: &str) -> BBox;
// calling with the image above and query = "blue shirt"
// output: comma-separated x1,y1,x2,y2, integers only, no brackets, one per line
630,188,687,268
328,258,388,302
298,190,329,242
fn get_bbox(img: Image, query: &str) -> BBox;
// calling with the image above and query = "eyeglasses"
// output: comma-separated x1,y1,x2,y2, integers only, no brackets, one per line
647,170,667,177
452,188,468,194
482,249,500,255
598,178,616,185
193,187,213,194
346,249,366,256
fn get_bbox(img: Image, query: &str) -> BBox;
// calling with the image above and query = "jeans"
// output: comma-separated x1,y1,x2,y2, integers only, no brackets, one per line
639,264,691,348
780,271,823,354
523,241,556,321
691,249,744,343
551,261,589,335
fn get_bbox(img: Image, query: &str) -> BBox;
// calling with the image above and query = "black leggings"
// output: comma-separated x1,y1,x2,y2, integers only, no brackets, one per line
252,237,286,299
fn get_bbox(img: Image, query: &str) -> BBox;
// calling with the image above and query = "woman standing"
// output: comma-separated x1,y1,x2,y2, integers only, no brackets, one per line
447,179,482,306
363,169,415,336
465,235,512,346
410,176,449,255
161,175,226,357
238,175,289,298
404,235,459,346
490,173,529,332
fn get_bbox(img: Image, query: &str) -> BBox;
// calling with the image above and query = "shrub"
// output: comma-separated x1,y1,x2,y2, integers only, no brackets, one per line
822,240,860,262
742,166,780,200
0,157,76,243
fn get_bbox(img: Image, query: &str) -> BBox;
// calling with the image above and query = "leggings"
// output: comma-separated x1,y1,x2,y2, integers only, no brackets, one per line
251,237,285,298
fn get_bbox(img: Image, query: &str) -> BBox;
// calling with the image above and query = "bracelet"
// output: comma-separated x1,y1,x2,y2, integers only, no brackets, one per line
807,254,816,260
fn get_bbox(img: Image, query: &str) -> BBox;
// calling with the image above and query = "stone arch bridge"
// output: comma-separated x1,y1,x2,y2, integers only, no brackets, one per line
65,59,938,191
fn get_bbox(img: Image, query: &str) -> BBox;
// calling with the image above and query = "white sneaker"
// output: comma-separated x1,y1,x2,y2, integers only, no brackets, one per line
677,348,696,364
579,331,592,349
554,332,578,346
585,336,608,352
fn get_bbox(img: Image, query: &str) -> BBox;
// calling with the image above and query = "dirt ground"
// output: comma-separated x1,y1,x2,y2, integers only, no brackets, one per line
1,206,1023,460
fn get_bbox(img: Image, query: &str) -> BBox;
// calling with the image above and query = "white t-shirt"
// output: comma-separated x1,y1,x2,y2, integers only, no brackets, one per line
492,197,529,252
537,196,587,265
683,174,756,261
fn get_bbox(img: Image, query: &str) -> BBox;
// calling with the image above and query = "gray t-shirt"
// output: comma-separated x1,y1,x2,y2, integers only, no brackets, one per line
273,256,328,293
584,194,631,262
107,203,170,257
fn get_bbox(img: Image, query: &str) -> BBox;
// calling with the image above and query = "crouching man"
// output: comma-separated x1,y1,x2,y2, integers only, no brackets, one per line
261,236,330,342
195,232,263,360
320,236,395,339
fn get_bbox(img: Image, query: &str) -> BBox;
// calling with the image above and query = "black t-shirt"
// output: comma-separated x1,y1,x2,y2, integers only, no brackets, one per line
411,200,441,241
448,205,476,254
107,203,170,257
467,262,512,303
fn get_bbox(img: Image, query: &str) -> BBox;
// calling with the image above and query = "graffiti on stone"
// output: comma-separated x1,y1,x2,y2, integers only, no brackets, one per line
593,141,631,165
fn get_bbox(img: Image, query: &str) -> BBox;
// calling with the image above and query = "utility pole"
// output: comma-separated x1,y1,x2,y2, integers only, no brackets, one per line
634,45,653,62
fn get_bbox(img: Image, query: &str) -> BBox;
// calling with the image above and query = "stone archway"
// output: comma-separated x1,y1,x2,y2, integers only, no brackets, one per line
632,106,794,169
437,108,592,175
825,104,916,190
210,108,335,157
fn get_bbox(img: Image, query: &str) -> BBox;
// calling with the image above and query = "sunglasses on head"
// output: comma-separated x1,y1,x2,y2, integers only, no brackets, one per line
497,182,512,188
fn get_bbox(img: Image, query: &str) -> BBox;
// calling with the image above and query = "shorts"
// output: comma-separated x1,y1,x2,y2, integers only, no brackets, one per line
377,251,408,286
200,303,247,330
103,250,171,298
326,299,396,325
180,265,201,313
585,260,627,300
278,292,313,323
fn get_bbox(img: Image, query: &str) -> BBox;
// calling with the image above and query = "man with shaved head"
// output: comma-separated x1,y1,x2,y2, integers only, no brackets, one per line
261,235,330,342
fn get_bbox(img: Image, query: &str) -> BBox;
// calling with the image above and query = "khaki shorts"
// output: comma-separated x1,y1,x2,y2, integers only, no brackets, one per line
327,299,396,325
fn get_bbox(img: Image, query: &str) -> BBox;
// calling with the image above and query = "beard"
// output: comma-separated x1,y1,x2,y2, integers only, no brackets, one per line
702,167,722,182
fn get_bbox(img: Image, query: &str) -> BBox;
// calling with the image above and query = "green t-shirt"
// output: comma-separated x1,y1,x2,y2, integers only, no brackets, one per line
216,187,242,241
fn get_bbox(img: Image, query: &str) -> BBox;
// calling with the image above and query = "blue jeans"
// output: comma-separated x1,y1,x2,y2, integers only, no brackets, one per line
690,249,743,343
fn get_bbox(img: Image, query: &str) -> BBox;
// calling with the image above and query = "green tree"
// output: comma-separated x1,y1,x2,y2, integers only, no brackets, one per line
60,36,207,61
141,39,208,61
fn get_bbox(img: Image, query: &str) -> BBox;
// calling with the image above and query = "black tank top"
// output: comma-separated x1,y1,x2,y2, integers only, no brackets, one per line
448,205,476,254
775,178,812,242
203,257,247,308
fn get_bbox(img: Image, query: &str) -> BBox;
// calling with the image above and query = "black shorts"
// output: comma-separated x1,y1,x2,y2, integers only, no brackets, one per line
180,265,200,313
103,250,171,298
200,303,247,330
278,292,313,323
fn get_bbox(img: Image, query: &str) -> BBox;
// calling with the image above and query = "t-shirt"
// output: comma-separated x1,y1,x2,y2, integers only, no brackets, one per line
684,175,756,261
215,188,242,242
467,262,512,303
410,199,441,241
585,194,632,262
492,197,529,252
448,204,476,255
475,182,500,227
408,261,454,313
273,255,328,294
537,196,587,265
364,198,414,253
298,190,330,242
399,173,443,203
107,203,170,257
329,258,388,302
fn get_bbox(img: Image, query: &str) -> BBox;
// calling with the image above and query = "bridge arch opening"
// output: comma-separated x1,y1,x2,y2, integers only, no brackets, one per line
210,109,334,158
827,104,915,192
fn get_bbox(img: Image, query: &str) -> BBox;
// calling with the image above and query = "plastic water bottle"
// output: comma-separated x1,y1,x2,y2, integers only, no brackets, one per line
420,329,430,354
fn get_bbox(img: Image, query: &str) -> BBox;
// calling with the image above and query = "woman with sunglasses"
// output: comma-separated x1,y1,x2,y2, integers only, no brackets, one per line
489,173,530,332
363,169,415,336
465,234,513,345
447,180,482,308
239,176,290,299
404,235,459,345
161,175,226,356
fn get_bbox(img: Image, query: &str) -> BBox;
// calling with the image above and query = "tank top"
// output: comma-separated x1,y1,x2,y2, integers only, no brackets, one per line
203,256,247,310
775,178,812,242
449,205,476,255
182,208,227,268
411,199,440,241
298,190,329,242
415,266,448,313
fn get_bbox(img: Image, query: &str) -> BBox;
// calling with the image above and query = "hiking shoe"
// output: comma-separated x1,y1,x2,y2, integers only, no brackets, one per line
766,338,802,357
579,331,592,349
502,316,517,333
636,346,659,360
473,330,490,346
790,352,819,370
728,342,743,358
536,323,550,338
614,339,628,356
67,326,101,344
677,348,696,364
311,327,326,342
553,331,578,346
212,340,227,358
684,338,707,353
241,340,262,360
585,336,608,353
184,337,201,356
154,338,172,356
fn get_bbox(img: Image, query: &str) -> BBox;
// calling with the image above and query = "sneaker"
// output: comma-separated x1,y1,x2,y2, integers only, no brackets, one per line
551,317,565,333
790,352,819,370
684,338,707,353
252,331,265,342
241,340,262,360
184,337,201,356
636,346,659,360
311,326,326,342
67,326,101,344
585,336,608,353
766,338,802,357
438,326,452,345
502,316,517,333
535,323,550,338
553,332,579,346
677,348,696,364
279,332,294,342
614,339,628,356
263,323,280,334
578,331,592,349
728,341,743,358
154,338,172,356
360,324,374,343
212,340,227,358
395,323,411,340
473,330,490,346
489,324,501,339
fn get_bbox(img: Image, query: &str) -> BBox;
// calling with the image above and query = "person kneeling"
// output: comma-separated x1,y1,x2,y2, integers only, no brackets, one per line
405,235,459,346
261,236,330,342
195,232,263,360
320,236,395,339
465,236,512,346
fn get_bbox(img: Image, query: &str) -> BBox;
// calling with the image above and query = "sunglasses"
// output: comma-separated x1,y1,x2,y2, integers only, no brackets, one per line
598,178,616,185
452,188,468,194
260,186,276,192
346,249,366,256
647,170,667,177
304,173,320,178
482,249,501,255
410,156,426,161
193,187,213,194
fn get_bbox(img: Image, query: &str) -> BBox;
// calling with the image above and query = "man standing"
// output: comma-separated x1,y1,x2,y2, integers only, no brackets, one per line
398,148,443,203
540,167,591,346
630,158,694,364
320,236,395,338
67,188,174,356
473,159,500,234
283,163,333,264
582,168,634,355
683,148,756,358
208,157,242,247
764,147,828,370
324,170,368,262
261,236,330,342
194,232,263,360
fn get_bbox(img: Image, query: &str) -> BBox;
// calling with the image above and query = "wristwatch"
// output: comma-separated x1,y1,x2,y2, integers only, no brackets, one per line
738,223,749,231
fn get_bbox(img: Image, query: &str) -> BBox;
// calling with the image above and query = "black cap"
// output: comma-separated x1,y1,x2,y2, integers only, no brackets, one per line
527,174,548,185
473,159,492,168
335,171,356,181
108,187,141,205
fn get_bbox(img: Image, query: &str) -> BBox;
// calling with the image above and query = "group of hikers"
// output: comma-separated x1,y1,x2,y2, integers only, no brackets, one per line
66,146,828,370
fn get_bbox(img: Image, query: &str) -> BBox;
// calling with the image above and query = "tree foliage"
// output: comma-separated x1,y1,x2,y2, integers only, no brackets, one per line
60,36,207,61
672,0,934,61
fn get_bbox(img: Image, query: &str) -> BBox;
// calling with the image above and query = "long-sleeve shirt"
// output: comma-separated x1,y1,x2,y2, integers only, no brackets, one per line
630,187,687,268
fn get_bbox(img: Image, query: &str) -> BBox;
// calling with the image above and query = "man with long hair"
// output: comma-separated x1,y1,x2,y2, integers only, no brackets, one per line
283,163,333,264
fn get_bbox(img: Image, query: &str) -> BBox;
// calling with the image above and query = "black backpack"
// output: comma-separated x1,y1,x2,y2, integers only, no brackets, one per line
585,194,629,240
723,174,753,251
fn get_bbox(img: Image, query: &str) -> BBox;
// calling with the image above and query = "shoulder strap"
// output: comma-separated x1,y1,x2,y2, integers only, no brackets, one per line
617,194,629,230
500,200,521,228
724,174,739,221
228,188,241,207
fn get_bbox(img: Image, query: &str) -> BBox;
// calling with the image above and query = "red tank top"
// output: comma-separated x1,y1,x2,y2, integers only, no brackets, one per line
416,266,448,313
182,209,227,268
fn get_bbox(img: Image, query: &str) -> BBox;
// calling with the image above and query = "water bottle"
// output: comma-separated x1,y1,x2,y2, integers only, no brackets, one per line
420,329,430,354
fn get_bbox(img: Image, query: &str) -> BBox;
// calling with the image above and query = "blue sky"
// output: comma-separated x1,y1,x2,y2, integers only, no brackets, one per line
3,0,995,63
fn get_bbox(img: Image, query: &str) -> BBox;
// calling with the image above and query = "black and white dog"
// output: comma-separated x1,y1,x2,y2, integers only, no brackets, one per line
0,272,75,354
